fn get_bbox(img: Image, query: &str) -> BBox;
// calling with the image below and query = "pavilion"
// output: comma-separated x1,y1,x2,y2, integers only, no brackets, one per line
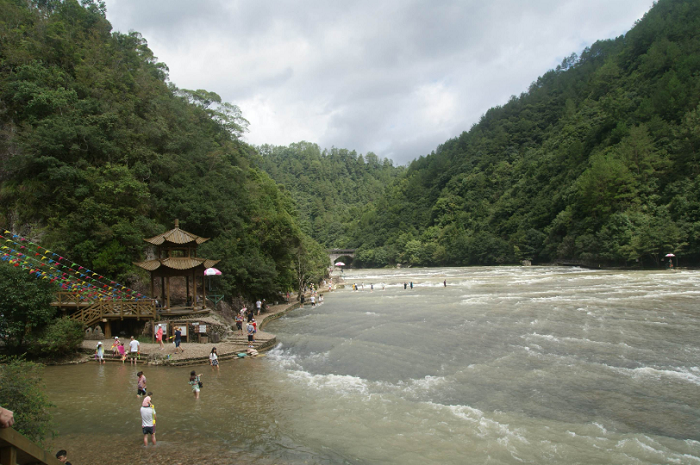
134,220,219,311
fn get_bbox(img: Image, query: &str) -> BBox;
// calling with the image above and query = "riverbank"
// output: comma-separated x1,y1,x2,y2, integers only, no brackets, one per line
78,298,309,366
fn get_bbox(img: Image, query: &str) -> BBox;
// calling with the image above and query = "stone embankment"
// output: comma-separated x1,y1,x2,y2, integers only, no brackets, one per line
79,299,305,366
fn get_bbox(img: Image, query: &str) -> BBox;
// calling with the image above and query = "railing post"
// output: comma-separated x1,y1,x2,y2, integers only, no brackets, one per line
1,445,17,465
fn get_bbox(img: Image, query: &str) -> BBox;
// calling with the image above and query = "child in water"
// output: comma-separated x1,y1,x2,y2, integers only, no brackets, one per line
118,341,126,363
95,341,105,364
209,347,219,371
189,371,202,399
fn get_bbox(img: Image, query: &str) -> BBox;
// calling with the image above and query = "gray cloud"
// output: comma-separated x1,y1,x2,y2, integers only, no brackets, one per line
105,0,653,165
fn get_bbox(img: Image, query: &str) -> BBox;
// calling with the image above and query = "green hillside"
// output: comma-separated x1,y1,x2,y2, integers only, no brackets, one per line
341,0,700,268
0,0,327,298
255,142,402,248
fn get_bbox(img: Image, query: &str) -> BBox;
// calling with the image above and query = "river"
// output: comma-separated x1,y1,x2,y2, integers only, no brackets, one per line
44,266,700,464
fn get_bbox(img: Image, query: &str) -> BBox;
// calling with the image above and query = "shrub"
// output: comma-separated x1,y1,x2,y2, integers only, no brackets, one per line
26,317,84,359
0,357,54,444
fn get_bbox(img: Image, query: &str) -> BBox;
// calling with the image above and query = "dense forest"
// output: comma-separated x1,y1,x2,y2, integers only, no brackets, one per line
0,0,328,300
324,0,700,268
254,142,402,247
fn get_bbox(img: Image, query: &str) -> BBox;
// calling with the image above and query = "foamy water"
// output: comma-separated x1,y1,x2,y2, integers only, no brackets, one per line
43,266,700,464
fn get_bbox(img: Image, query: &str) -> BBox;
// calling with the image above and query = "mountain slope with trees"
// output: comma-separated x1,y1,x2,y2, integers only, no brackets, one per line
342,0,700,268
0,0,327,299
255,142,402,248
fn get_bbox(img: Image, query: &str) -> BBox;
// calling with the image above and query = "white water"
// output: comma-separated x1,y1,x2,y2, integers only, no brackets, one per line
44,267,700,464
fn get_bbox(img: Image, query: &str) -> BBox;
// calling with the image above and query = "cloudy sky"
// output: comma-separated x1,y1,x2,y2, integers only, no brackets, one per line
103,0,653,165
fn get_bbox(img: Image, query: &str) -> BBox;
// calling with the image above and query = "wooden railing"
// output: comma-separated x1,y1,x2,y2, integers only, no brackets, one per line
52,291,90,307
0,427,62,465
69,300,156,327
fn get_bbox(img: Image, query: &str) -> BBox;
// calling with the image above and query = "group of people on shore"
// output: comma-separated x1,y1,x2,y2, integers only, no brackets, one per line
95,336,143,365
236,307,259,347
97,323,187,363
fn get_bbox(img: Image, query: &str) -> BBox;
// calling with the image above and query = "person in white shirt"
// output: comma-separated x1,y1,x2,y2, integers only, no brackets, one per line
209,347,219,371
128,336,140,365
140,395,156,446
255,299,262,315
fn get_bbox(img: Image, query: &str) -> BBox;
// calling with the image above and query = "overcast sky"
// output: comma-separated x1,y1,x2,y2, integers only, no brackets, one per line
103,0,654,165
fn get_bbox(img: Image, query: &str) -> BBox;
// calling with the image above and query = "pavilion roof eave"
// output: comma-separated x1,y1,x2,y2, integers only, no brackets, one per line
133,258,220,272
143,228,209,246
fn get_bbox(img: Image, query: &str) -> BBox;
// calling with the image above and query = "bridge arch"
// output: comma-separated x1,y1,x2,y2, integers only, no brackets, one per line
328,248,356,267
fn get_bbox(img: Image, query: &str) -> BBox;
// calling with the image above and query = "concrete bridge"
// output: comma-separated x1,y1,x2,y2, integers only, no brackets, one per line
328,248,356,267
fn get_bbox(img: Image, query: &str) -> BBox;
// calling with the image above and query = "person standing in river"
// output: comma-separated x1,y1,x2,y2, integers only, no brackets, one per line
444,280,447,287
410,282,413,289
209,347,219,371
140,394,156,445
95,341,105,364
137,371,147,396
189,371,202,399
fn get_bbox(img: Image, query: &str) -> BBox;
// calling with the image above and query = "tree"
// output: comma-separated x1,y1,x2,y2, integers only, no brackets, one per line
292,234,328,300
0,358,54,444
0,266,57,353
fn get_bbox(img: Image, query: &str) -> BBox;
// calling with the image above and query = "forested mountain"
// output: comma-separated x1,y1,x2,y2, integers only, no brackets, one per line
341,0,700,268
0,0,327,298
255,142,402,247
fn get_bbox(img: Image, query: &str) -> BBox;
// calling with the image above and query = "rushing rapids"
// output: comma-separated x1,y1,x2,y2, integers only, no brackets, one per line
45,267,700,464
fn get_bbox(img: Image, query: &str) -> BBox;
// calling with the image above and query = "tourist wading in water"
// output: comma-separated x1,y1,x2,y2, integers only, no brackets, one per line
95,341,105,364
210,347,219,370
140,393,156,446
137,371,147,397
189,371,202,399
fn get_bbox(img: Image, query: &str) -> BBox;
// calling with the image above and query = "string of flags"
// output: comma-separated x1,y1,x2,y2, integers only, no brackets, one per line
0,230,145,301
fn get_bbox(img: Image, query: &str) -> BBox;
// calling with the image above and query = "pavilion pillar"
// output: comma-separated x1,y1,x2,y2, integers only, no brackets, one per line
202,273,207,306
150,276,154,300
104,321,112,339
186,276,190,307
166,277,171,310
160,277,165,301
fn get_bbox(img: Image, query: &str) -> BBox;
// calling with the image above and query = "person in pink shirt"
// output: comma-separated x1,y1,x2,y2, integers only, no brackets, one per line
117,341,126,363
155,324,164,350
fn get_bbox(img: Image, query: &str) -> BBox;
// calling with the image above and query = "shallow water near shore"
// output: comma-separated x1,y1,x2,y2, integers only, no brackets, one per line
44,267,700,464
